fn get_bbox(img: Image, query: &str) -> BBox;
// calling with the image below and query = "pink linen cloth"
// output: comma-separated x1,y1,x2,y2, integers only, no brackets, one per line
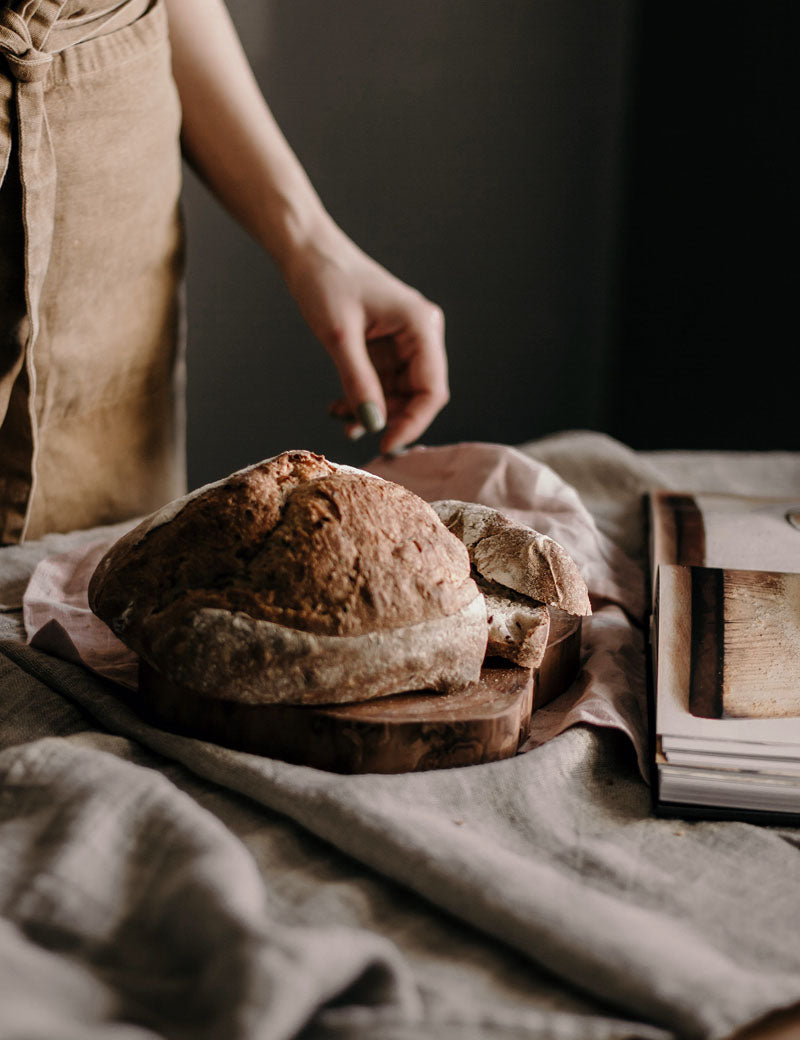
24,539,139,690
23,442,650,771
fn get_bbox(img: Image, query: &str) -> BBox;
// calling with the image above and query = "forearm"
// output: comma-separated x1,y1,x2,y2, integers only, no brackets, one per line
164,0,331,271
164,0,448,453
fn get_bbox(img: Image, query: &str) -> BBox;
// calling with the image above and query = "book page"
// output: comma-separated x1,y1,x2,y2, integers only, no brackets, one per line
695,493,800,573
655,565,800,749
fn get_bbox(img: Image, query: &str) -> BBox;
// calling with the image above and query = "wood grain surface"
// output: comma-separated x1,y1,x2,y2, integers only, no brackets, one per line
689,567,800,719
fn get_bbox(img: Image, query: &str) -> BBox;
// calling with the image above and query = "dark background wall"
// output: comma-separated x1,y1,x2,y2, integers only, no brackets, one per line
181,1,797,490
611,3,798,451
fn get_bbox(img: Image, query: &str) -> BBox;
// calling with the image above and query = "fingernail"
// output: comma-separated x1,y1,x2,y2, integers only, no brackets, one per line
347,424,367,441
357,401,385,434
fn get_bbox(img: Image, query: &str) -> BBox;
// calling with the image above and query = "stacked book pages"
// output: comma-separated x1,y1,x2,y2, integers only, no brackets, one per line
649,491,800,820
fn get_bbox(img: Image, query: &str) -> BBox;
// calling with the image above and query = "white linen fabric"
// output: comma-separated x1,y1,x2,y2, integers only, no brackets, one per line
0,432,799,1040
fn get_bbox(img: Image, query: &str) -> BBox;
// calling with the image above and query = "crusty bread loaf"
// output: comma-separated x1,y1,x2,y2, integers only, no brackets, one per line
89,451,487,705
431,500,591,617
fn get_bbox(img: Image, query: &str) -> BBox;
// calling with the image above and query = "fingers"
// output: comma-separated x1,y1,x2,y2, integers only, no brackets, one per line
328,398,367,441
379,301,448,455
323,310,388,439
380,390,447,456
328,300,448,454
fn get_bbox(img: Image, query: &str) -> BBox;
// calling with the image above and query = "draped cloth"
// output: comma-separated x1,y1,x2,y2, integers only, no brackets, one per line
0,0,186,544
2,433,800,1039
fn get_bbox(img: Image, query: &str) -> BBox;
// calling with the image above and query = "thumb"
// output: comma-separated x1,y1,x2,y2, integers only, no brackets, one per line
324,314,387,435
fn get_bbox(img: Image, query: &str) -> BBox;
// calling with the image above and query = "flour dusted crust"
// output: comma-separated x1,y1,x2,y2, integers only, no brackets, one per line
140,595,488,705
89,451,487,705
431,500,591,617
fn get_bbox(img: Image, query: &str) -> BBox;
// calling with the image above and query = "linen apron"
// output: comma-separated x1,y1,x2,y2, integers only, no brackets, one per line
0,0,186,543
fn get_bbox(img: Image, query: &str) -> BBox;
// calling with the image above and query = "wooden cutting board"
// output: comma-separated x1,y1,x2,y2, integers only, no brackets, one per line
135,613,582,774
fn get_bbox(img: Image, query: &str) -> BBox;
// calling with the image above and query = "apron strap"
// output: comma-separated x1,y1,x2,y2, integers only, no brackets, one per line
0,0,68,541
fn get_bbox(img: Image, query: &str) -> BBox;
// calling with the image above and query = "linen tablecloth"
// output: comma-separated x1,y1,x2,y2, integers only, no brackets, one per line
1,431,799,1040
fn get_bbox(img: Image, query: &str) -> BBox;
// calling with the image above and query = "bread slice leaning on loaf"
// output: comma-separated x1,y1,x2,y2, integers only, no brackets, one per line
431,500,591,668
89,451,487,706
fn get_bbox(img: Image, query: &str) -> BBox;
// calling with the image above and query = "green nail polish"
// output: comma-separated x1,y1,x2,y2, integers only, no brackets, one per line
357,401,384,434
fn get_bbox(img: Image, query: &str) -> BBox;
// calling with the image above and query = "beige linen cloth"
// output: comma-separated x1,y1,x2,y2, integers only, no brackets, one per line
0,0,185,544
3,432,800,1040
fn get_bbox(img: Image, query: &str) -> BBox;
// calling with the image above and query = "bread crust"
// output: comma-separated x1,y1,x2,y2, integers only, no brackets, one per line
90,451,487,704
431,500,591,617
139,594,488,706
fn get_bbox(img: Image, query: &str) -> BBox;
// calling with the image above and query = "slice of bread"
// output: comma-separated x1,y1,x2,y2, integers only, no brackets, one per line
475,575,551,669
431,500,591,617
431,500,590,668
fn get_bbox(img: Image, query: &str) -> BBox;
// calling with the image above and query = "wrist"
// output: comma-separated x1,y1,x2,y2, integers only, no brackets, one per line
268,204,356,296
256,185,336,278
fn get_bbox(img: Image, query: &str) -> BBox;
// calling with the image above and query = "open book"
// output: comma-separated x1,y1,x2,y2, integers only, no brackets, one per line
649,491,800,820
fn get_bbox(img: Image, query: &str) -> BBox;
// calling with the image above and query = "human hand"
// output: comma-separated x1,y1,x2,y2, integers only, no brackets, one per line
282,220,449,455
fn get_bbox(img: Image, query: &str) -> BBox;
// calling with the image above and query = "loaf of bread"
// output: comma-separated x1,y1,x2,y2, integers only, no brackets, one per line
89,451,487,705
431,500,590,667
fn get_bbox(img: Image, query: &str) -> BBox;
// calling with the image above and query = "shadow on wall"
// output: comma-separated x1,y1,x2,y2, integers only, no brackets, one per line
182,0,634,488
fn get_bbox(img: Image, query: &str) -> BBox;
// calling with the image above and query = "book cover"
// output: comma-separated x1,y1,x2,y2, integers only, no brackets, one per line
648,491,800,820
